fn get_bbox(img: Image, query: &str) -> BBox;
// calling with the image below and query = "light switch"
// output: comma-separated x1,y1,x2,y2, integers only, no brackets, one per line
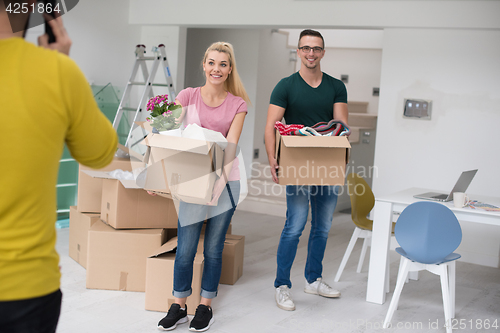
403,99,432,120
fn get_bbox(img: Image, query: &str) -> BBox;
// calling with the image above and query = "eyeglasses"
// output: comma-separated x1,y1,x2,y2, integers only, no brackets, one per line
299,46,324,53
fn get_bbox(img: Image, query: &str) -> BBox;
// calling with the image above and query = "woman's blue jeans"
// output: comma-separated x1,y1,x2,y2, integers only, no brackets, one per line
274,185,339,288
173,181,239,299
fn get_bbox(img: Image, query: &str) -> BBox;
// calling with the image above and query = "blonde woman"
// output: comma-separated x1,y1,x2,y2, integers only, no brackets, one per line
157,42,250,332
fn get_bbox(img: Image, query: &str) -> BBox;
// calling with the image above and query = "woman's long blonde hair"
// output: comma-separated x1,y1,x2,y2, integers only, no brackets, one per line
202,42,251,105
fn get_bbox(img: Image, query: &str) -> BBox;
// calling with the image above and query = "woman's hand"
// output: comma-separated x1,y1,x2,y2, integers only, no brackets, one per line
207,177,227,206
147,191,157,196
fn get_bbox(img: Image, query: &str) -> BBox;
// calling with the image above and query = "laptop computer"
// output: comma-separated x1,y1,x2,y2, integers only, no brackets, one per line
413,169,478,202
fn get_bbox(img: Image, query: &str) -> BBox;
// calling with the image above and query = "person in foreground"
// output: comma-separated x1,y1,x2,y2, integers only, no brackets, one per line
0,2,118,332
264,29,349,311
156,41,250,332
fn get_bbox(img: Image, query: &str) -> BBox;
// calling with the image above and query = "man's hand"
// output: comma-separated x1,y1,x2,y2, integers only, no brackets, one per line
269,157,279,184
38,15,71,55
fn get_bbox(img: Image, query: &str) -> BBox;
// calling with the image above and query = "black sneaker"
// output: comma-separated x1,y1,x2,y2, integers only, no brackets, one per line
158,303,188,331
188,304,214,332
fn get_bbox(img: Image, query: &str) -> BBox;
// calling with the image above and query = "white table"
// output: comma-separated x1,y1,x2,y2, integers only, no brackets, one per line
366,187,500,304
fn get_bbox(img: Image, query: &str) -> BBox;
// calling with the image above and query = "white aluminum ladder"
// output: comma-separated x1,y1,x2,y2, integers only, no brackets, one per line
113,44,176,146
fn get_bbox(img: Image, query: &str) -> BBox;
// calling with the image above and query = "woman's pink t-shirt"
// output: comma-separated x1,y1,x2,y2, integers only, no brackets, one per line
176,87,247,181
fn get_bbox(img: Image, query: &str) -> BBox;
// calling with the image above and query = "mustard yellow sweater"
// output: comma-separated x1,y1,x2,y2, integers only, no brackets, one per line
0,38,118,301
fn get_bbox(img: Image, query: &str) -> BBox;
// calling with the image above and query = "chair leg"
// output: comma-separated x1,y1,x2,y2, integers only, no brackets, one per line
383,257,410,328
449,261,456,318
357,236,371,273
438,264,453,333
334,227,362,282
395,256,409,284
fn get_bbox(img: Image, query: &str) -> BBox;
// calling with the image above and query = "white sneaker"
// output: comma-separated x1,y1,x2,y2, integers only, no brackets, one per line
275,285,295,311
304,278,341,298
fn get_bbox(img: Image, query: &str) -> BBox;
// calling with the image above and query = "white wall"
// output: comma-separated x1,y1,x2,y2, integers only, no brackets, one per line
283,29,384,50
299,47,382,114
139,26,187,95
26,0,141,88
373,28,500,197
129,0,500,30
253,30,297,165
62,0,141,87
373,28,500,267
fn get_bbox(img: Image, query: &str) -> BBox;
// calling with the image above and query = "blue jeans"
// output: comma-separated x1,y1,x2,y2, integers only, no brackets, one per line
274,185,339,288
173,181,239,299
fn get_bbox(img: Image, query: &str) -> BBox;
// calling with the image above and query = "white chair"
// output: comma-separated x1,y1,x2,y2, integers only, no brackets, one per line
383,201,462,333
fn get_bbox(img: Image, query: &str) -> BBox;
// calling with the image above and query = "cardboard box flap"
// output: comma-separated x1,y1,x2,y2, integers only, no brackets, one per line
281,135,351,148
136,121,154,134
81,170,142,189
149,237,178,258
89,220,164,235
142,133,213,155
144,189,173,199
117,143,144,162
81,170,114,180
225,235,244,243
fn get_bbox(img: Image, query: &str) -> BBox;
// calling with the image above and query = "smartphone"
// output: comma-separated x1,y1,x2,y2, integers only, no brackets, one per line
44,0,57,43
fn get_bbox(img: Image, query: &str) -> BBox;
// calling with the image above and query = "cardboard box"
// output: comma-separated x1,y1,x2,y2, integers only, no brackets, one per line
86,220,167,292
197,233,244,285
82,170,178,229
220,235,245,285
68,206,100,268
275,131,351,185
77,157,132,213
145,237,203,315
142,132,223,205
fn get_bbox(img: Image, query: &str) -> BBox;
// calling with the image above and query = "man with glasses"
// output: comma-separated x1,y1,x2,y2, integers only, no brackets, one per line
264,29,348,311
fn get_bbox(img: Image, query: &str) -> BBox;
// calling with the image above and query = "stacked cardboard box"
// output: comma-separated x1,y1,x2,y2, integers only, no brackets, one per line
87,220,168,292
77,157,132,213
70,157,179,293
69,145,245,312
68,206,99,268
145,234,244,315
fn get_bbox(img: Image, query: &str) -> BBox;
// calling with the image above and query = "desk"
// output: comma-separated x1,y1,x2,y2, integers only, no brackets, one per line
366,187,500,304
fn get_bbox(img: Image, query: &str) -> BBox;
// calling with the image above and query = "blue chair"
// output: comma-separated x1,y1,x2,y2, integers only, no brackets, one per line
383,201,462,333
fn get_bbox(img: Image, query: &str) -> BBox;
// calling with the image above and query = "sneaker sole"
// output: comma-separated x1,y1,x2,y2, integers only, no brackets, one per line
275,298,295,311
188,317,214,332
158,316,188,331
304,288,341,298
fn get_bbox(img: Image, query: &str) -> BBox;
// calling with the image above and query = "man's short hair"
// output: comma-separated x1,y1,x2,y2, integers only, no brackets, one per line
298,29,325,48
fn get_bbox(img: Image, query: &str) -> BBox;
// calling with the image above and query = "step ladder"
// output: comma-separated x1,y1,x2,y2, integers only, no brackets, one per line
113,44,176,147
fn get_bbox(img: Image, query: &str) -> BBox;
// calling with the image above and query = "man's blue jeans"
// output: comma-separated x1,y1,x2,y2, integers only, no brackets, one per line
173,181,239,299
274,185,339,288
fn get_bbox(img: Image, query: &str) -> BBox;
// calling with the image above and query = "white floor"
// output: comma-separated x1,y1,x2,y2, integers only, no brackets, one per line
55,210,500,333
